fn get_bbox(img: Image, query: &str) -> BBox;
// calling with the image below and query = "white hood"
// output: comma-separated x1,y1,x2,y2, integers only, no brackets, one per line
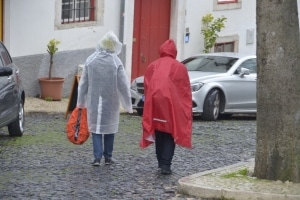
96,31,122,55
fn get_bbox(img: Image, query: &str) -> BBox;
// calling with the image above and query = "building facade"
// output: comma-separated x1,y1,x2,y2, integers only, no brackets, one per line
2,0,257,97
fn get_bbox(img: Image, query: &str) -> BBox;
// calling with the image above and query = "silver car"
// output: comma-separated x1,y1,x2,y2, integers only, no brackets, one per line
130,52,257,121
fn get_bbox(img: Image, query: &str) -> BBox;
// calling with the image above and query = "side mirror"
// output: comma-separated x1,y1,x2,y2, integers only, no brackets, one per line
0,67,13,77
239,67,250,77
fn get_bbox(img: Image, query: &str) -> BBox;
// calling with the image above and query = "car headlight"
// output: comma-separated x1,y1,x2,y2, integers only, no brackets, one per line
131,80,137,91
191,82,204,92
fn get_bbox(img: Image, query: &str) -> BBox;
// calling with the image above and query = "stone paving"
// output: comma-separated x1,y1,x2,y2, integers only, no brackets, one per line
0,109,256,199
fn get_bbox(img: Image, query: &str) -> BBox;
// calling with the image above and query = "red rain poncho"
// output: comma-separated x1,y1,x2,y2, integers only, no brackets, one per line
140,39,192,149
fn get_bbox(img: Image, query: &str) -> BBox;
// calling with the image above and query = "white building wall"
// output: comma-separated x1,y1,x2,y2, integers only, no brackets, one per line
184,0,256,58
169,0,187,61
123,0,134,75
4,0,124,97
5,0,258,66
4,0,261,97
4,0,121,57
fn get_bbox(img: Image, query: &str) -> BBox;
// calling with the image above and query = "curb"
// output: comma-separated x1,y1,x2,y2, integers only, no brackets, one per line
177,159,300,200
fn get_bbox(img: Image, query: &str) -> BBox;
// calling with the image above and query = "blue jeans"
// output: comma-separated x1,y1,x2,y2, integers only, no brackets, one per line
92,133,115,160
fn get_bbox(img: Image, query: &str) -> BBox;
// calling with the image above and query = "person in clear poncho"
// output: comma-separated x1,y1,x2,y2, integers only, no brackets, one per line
77,31,133,166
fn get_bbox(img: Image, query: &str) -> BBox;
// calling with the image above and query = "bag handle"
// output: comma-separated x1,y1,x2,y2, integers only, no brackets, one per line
74,108,82,141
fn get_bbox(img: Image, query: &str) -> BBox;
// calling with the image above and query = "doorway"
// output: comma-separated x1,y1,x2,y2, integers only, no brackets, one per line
131,0,171,80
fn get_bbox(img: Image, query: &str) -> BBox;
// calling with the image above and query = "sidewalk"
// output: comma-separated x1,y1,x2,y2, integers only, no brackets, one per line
25,97,69,114
24,97,127,116
177,160,300,199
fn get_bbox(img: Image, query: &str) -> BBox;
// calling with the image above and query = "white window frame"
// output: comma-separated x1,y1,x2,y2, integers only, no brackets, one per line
213,0,242,11
217,0,238,3
55,0,104,30
212,35,239,53
62,0,91,23
215,42,235,52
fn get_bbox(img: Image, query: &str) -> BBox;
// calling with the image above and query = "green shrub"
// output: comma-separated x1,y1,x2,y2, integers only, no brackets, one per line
201,14,227,53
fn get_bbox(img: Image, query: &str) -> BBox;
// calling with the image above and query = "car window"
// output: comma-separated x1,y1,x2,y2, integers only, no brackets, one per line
236,59,257,74
0,56,4,67
0,43,12,66
184,56,238,73
1,51,11,65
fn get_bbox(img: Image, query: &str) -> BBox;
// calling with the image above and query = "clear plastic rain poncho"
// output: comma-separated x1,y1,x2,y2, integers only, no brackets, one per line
77,31,133,134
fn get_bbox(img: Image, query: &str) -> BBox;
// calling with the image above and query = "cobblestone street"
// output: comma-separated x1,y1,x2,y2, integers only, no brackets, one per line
0,112,256,200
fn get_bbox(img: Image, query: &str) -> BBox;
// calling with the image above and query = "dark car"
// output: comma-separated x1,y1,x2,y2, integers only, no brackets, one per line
0,42,25,136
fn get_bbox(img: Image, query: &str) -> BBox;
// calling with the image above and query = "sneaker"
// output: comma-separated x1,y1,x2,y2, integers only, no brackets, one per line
92,159,101,166
161,168,172,175
160,166,172,175
105,158,114,165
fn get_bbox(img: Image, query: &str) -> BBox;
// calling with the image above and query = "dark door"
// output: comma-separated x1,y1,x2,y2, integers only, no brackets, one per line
131,0,171,81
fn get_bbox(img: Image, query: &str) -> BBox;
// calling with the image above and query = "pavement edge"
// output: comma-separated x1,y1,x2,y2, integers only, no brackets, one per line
177,159,300,200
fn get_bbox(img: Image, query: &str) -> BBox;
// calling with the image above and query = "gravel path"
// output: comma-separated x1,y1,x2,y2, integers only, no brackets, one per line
0,112,256,200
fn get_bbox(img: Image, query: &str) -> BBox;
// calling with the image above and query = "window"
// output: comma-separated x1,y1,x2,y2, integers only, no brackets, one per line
184,56,238,73
0,44,12,66
214,42,235,52
218,0,238,4
236,59,257,74
214,35,239,52
0,57,4,67
1,51,11,65
55,0,103,29
213,0,241,10
61,0,95,24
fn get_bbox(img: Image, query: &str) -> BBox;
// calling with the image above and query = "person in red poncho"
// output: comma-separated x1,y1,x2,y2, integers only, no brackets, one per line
140,39,192,175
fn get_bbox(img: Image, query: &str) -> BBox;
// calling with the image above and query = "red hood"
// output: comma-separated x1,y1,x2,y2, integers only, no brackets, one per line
159,39,177,59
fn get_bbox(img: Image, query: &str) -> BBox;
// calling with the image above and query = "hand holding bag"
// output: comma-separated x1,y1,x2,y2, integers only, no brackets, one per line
66,107,89,145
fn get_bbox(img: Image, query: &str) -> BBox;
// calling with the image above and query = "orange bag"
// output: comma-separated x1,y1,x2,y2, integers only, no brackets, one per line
66,107,89,145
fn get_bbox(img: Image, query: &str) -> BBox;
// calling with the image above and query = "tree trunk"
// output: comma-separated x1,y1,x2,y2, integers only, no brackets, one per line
255,0,300,182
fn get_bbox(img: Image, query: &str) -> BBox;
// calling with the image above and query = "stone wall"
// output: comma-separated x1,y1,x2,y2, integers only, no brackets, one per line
12,47,127,98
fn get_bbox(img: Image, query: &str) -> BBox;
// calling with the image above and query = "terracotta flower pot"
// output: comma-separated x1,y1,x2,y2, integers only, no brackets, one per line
38,77,65,101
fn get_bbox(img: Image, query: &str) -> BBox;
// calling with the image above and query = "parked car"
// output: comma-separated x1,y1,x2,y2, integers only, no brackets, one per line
0,42,25,136
130,52,257,121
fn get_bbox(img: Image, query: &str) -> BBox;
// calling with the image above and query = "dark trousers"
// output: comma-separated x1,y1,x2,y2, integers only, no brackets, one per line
155,130,175,170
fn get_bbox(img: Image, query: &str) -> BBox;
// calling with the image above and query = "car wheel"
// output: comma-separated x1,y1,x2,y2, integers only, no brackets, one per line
136,108,143,116
202,89,220,121
8,100,24,137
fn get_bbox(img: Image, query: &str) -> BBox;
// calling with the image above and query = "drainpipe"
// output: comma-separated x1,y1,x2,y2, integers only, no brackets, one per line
119,0,125,43
119,0,126,68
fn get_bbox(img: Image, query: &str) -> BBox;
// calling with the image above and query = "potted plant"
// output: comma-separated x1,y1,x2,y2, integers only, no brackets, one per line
38,39,65,101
